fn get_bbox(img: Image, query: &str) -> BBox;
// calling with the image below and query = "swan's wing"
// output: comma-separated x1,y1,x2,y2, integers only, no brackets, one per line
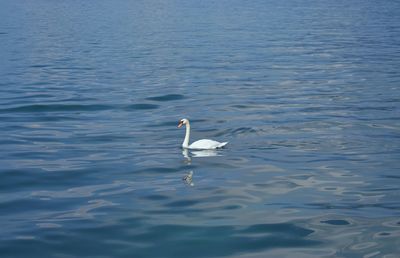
188,139,228,150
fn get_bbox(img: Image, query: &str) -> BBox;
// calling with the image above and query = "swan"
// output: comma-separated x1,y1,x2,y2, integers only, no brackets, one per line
178,118,228,150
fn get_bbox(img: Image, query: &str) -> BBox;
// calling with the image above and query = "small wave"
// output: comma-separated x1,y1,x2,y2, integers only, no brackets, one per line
124,103,159,110
151,121,180,127
0,104,112,113
321,219,350,226
230,104,258,109
165,200,199,208
215,127,258,137
29,64,50,68
52,66,94,71
146,94,185,102
231,127,258,134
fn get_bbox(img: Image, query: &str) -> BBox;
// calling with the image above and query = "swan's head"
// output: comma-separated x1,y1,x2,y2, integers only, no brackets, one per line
178,118,189,128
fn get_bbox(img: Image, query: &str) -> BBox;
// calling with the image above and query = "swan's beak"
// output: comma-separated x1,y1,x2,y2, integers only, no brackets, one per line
178,122,183,128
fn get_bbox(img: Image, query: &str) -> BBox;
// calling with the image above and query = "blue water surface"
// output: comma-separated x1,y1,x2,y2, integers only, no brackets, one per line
1,0,400,257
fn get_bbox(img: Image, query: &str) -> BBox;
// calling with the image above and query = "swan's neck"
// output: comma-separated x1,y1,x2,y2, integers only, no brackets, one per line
182,123,190,148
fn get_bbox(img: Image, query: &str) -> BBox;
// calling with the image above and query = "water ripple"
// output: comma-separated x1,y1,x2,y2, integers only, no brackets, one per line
0,104,112,113
146,94,185,102
0,0,399,257
124,103,160,110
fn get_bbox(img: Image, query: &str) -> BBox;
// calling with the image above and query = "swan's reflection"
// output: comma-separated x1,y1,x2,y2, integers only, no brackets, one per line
182,171,194,186
182,149,192,164
181,149,221,186
182,148,220,161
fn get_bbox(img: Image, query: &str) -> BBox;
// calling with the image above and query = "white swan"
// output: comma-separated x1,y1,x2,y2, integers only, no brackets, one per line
178,118,228,150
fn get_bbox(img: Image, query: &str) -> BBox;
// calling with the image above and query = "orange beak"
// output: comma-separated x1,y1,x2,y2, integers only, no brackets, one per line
178,121,183,128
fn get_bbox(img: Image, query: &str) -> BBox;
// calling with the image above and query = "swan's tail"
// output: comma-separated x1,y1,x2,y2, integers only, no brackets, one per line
217,142,228,148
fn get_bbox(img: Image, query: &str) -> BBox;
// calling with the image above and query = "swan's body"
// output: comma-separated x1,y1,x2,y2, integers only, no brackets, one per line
187,139,227,149
178,118,228,150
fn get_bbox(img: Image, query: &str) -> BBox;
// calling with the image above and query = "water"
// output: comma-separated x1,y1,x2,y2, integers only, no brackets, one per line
1,0,400,257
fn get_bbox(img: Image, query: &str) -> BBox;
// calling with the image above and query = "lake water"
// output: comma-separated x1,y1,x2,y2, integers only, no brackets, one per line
1,0,400,257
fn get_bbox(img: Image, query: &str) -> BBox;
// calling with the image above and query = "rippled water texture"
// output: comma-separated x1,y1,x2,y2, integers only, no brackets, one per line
1,0,400,257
